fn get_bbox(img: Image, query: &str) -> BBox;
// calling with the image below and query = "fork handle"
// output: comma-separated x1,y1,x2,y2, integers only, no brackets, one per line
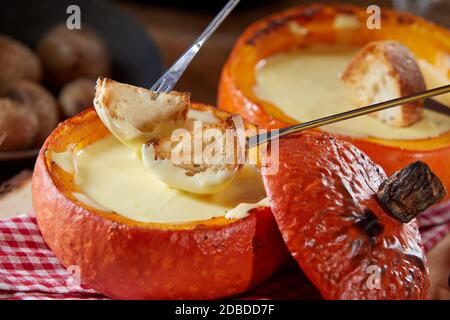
150,0,240,92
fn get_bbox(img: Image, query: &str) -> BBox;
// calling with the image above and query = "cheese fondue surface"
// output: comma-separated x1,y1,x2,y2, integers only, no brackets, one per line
254,45,450,140
52,135,268,224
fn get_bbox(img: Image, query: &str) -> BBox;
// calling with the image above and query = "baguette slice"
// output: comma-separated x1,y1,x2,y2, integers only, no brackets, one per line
341,41,426,127
142,115,245,194
94,77,190,148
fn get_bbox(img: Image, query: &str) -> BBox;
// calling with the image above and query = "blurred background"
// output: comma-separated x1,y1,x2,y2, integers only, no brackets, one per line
123,0,450,104
0,0,449,215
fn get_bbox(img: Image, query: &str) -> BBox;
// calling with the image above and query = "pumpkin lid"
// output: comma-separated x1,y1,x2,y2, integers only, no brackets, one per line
260,131,432,299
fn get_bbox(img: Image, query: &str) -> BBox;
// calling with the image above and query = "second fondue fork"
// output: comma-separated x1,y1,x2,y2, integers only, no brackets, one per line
248,84,450,148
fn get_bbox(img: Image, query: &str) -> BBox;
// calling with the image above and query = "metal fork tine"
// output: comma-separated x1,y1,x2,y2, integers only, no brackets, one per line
158,79,167,92
162,80,172,93
151,79,164,93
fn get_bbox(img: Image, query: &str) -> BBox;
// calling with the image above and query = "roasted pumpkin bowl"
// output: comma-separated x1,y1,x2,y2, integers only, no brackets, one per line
218,4,450,198
32,104,288,300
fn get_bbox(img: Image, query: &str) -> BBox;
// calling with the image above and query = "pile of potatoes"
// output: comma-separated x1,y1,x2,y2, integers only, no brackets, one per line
0,25,111,152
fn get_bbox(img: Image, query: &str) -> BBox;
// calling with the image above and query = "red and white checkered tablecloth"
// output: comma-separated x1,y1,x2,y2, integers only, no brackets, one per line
417,201,450,251
1,201,449,300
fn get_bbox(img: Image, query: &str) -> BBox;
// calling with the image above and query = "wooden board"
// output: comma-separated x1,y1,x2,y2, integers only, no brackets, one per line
0,170,33,219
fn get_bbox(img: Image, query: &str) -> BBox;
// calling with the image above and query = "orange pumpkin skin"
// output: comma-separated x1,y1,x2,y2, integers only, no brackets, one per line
32,107,288,300
262,131,430,299
348,138,450,197
218,4,450,198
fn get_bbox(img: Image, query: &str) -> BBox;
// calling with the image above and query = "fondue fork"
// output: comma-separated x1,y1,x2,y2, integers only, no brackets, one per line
151,0,240,94
248,84,450,148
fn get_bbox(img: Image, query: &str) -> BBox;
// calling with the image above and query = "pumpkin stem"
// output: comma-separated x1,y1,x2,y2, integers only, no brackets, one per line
377,161,446,223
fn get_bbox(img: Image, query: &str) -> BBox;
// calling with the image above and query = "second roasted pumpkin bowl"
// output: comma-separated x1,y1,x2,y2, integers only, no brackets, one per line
218,4,450,198
32,104,288,300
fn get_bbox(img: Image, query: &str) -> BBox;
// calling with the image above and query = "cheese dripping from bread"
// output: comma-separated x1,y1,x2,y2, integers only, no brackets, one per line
94,77,190,149
142,115,245,194
94,78,242,194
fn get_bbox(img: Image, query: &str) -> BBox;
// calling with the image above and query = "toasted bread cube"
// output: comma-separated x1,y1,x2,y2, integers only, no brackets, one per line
341,41,426,127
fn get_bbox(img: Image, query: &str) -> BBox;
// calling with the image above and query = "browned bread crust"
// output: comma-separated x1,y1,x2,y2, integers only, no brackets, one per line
341,40,426,127
95,77,190,131
148,115,244,174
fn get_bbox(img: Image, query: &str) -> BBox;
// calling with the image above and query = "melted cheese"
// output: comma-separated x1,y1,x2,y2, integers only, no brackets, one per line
254,45,450,140
418,59,450,107
141,143,238,195
333,14,361,30
187,109,219,123
50,144,75,174
51,135,268,223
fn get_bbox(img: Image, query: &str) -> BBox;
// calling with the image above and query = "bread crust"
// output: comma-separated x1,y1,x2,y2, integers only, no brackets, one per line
95,77,190,129
341,41,426,127
148,115,244,174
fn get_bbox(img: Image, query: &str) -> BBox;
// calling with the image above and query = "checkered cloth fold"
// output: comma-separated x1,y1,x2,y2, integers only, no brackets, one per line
0,214,103,300
1,201,449,300
417,201,450,251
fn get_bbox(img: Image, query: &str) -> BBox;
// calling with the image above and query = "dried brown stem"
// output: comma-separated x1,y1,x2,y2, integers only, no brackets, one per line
377,161,447,223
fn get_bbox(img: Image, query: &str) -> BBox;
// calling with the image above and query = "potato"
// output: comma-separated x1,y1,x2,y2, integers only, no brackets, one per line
0,81,59,146
37,25,111,88
0,35,42,83
0,99,38,151
59,78,96,117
